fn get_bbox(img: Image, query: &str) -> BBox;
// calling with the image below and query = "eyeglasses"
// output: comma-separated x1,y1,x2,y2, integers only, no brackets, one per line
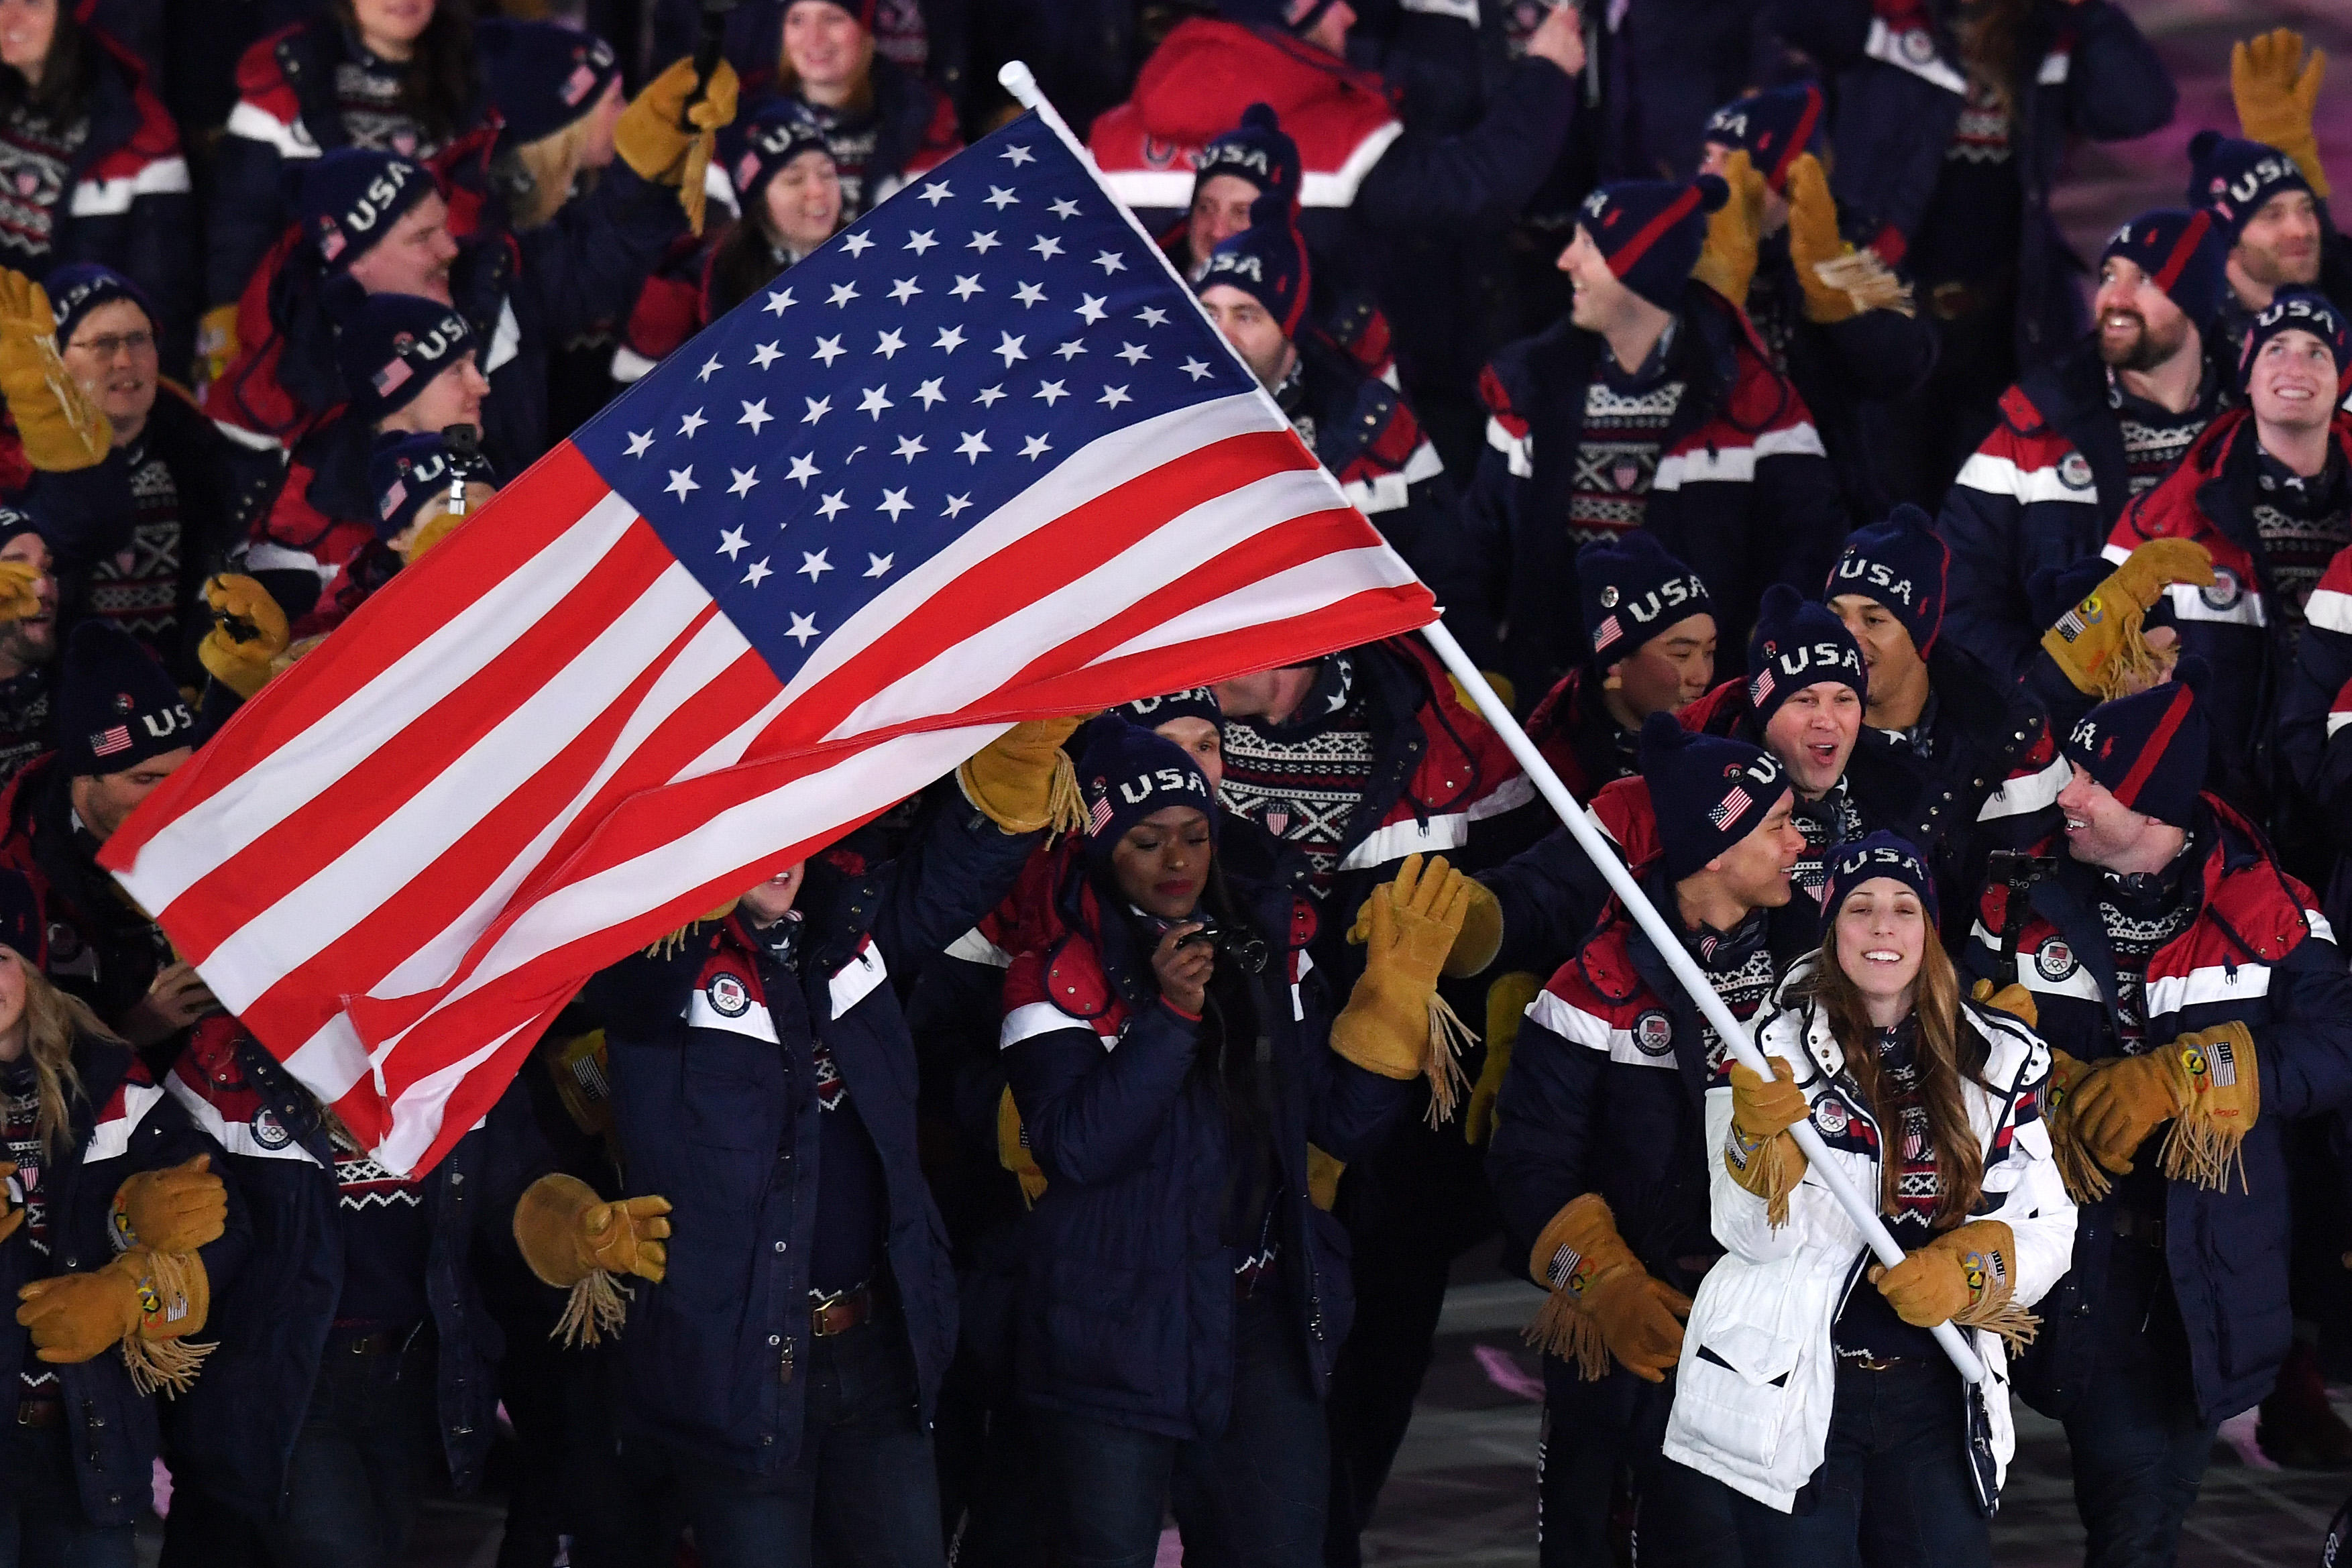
68,331,154,361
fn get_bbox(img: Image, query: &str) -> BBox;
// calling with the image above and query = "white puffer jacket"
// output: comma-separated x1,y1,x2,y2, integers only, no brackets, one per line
1661,960,2078,1512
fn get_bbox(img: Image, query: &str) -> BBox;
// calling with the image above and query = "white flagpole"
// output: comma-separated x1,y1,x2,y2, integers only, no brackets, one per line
997,58,1983,1384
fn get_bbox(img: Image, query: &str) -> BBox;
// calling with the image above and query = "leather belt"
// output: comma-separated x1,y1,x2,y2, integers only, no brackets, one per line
809,1284,874,1338
16,1398,64,1427
333,1329,408,1357
1836,1348,1924,1371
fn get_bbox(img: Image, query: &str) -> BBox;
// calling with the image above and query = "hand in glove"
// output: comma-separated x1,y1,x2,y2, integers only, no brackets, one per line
1870,1219,2037,1348
1730,1056,1809,1141
0,269,110,470
113,1155,227,1253
958,716,1088,834
997,1086,1045,1206
197,302,240,390
1968,978,2038,1031
198,573,291,700
1347,869,1503,978
2233,28,2331,199
613,56,741,233
0,559,42,624
1466,970,1543,1146
1726,1056,1811,1223
2070,1024,2259,1190
1523,1192,1688,1381
1691,150,1765,307
17,1259,146,1362
2041,538,2213,696
514,1173,671,1288
1583,1268,1693,1382
1330,855,1475,1120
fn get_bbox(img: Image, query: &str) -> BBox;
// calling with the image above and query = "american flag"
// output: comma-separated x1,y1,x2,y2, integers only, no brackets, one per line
1708,786,1752,830
103,112,1435,1175
1590,614,1621,653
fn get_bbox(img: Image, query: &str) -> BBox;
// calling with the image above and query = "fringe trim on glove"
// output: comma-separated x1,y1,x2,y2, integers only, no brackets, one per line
2160,1109,2249,1194
1420,994,1475,1127
2043,1101,2113,1205
553,1270,632,1348
1952,1251,2039,1355
1043,753,1086,840
642,903,740,960
1523,1286,1610,1381
1811,251,1915,317
1726,1127,1800,1229
121,1250,215,1398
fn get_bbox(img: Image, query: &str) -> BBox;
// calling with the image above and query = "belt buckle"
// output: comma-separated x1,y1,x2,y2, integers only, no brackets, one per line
1929,280,1970,321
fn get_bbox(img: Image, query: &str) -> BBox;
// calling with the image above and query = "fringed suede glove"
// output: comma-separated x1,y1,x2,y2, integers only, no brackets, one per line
1522,1193,1689,1382
513,1174,672,1347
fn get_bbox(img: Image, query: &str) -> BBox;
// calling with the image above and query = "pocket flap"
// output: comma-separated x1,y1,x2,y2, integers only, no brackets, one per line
1696,1322,1801,1386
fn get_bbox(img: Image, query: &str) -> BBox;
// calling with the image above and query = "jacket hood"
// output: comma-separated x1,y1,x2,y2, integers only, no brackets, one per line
1127,18,1389,146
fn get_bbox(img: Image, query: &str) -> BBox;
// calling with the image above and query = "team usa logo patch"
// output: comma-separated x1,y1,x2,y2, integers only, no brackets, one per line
1632,1009,1674,1057
1813,1097,1850,1135
2035,939,2076,982
707,972,752,1019
249,1107,292,1150
2201,565,2243,611
2058,451,2094,490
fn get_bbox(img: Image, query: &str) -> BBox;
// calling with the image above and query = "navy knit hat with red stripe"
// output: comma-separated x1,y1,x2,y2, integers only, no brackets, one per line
477,19,621,148
58,620,192,779
300,150,434,272
1702,82,1826,192
1076,717,1220,866
336,292,478,425
1826,503,1949,655
1195,103,1301,207
2063,677,2207,828
2238,284,2349,392
1575,176,1730,313
1746,583,1865,726
1824,830,1938,929
2101,208,2226,331
1640,712,1789,882
2188,129,2314,245
1578,533,1711,667
46,263,156,353
1198,189,1311,337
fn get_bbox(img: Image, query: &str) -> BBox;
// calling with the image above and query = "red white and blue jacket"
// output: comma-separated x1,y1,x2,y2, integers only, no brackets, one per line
1960,795,2352,1424
1465,282,1846,702
2280,544,2352,914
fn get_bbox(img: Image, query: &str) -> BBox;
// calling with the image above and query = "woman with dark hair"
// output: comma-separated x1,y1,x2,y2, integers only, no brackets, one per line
0,0,190,370
1662,832,2074,1565
1001,719,1466,1566
759,0,956,221
203,0,489,379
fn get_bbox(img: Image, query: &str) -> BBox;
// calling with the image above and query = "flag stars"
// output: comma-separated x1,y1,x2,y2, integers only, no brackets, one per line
874,328,907,359
985,185,1018,210
878,488,913,521
943,494,972,518
816,491,848,520
803,394,832,424
1137,306,1169,328
1035,380,1069,406
813,335,846,366
1115,342,1150,366
1093,251,1127,274
913,377,946,408
786,613,821,646
956,430,990,461
968,230,1000,254
865,552,894,577
1021,435,1052,459
717,526,748,559
828,280,860,307
950,274,983,301
893,433,928,463
916,180,951,206
1031,235,1064,260
1050,197,1080,220
1099,385,1131,408
624,429,653,457
738,398,773,433
763,286,795,315
1001,144,1035,166
786,453,820,486
934,324,966,353
665,465,699,499
1180,357,1211,381
1076,294,1107,324
750,340,783,370
887,277,922,306
841,232,874,258
904,229,937,254
799,549,832,581
1013,282,1046,308
728,465,761,496
744,558,773,587
697,353,723,382
858,385,895,418
1054,339,1086,361
974,384,1007,407
677,408,708,438
993,332,1027,367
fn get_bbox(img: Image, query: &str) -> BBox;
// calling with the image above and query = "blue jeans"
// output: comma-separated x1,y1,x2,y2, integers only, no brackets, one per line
2062,1242,2215,1568
1538,1363,1736,1568
263,1328,441,1568
1048,1292,1327,1568
623,1305,948,1568
0,1422,135,1568
1728,1360,1989,1568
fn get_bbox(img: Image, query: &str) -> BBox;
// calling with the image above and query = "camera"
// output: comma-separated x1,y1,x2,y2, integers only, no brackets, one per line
1170,915,1271,976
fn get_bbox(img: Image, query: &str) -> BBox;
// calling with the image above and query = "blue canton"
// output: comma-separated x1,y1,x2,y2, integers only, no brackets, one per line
572,115,1259,681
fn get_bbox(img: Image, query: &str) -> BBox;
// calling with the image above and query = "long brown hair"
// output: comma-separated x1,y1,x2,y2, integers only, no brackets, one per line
1952,0,2030,109
775,15,875,118
0,2,95,126
6,950,117,1158
1799,937,1991,1228
334,0,480,144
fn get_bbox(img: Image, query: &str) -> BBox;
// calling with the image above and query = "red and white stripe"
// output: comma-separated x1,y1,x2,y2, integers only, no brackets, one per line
105,394,1432,1175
